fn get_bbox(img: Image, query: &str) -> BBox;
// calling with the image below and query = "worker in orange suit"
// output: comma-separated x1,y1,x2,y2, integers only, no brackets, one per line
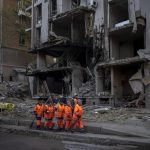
43,101,55,130
34,101,44,130
64,101,72,131
55,99,65,131
72,99,84,133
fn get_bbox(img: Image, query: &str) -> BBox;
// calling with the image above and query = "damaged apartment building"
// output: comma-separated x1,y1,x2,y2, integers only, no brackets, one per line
95,0,150,108
27,0,105,99
26,0,150,109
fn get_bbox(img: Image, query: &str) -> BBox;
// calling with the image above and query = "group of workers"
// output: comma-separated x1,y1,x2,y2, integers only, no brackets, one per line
33,95,84,133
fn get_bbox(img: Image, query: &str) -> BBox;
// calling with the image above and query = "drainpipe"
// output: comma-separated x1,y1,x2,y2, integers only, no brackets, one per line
0,0,3,82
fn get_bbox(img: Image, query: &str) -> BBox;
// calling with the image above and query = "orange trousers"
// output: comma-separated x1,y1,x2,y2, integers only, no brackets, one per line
57,119,63,129
72,118,83,129
36,117,41,127
44,119,53,128
65,120,72,129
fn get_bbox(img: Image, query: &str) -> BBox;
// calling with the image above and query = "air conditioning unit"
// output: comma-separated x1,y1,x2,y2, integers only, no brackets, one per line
89,0,98,8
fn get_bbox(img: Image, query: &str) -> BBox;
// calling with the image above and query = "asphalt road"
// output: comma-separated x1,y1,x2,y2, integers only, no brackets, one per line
0,132,64,150
0,132,150,150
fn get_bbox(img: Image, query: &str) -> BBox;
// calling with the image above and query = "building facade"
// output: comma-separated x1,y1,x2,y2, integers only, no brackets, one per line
0,0,34,81
95,0,150,108
27,0,105,98
28,0,150,108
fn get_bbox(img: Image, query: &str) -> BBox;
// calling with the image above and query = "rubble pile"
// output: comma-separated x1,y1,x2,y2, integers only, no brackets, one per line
0,81,29,100
49,31,70,46
83,107,150,125
11,99,36,119
83,107,129,122
0,98,37,120
78,79,96,98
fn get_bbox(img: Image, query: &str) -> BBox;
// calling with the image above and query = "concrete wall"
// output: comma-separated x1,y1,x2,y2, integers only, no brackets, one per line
95,68,104,95
41,0,49,43
57,0,63,14
72,67,83,96
37,53,46,69
111,67,123,98
94,0,104,27
111,66,136,99
110,38,134,60
2,47,34,80
62,0,71,12
140,0,150,51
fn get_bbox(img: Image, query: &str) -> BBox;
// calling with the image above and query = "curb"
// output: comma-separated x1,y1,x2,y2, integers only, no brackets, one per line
0,118,144,137
0,124,150,147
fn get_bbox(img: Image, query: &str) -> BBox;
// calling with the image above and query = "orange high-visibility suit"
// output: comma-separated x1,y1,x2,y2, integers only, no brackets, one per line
55,103,65,129
64,105,72,129
72,104,84,129
34,103,44,128
44,104,55,129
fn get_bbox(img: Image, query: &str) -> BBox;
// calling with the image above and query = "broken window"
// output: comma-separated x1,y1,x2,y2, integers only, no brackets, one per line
109,0,129,28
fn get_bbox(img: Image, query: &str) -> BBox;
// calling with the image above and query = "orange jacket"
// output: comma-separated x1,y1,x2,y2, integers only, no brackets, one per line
64,105,72,120
55,103,64,118
34,104,44,117
44,105,55,119
73,104,83,119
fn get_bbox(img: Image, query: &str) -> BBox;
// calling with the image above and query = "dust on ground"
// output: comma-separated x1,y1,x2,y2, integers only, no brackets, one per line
83,106,150,127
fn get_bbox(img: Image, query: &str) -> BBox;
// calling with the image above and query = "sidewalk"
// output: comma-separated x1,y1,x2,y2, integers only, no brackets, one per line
84,121,150,138
0,117,150,138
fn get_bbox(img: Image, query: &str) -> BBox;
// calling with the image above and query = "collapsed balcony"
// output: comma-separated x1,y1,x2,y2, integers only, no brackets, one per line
95,53,150,106
26,60,87,97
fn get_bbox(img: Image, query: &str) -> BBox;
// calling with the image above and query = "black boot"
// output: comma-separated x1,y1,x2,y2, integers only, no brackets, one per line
36,126,41,130
79,128,85,133
71,129,75,133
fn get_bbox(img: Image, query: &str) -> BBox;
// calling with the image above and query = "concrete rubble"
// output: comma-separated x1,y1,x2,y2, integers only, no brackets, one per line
83,106,150,125
49,31,70,46
0,98,36,120
0,81,29,100
78,79,96,98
